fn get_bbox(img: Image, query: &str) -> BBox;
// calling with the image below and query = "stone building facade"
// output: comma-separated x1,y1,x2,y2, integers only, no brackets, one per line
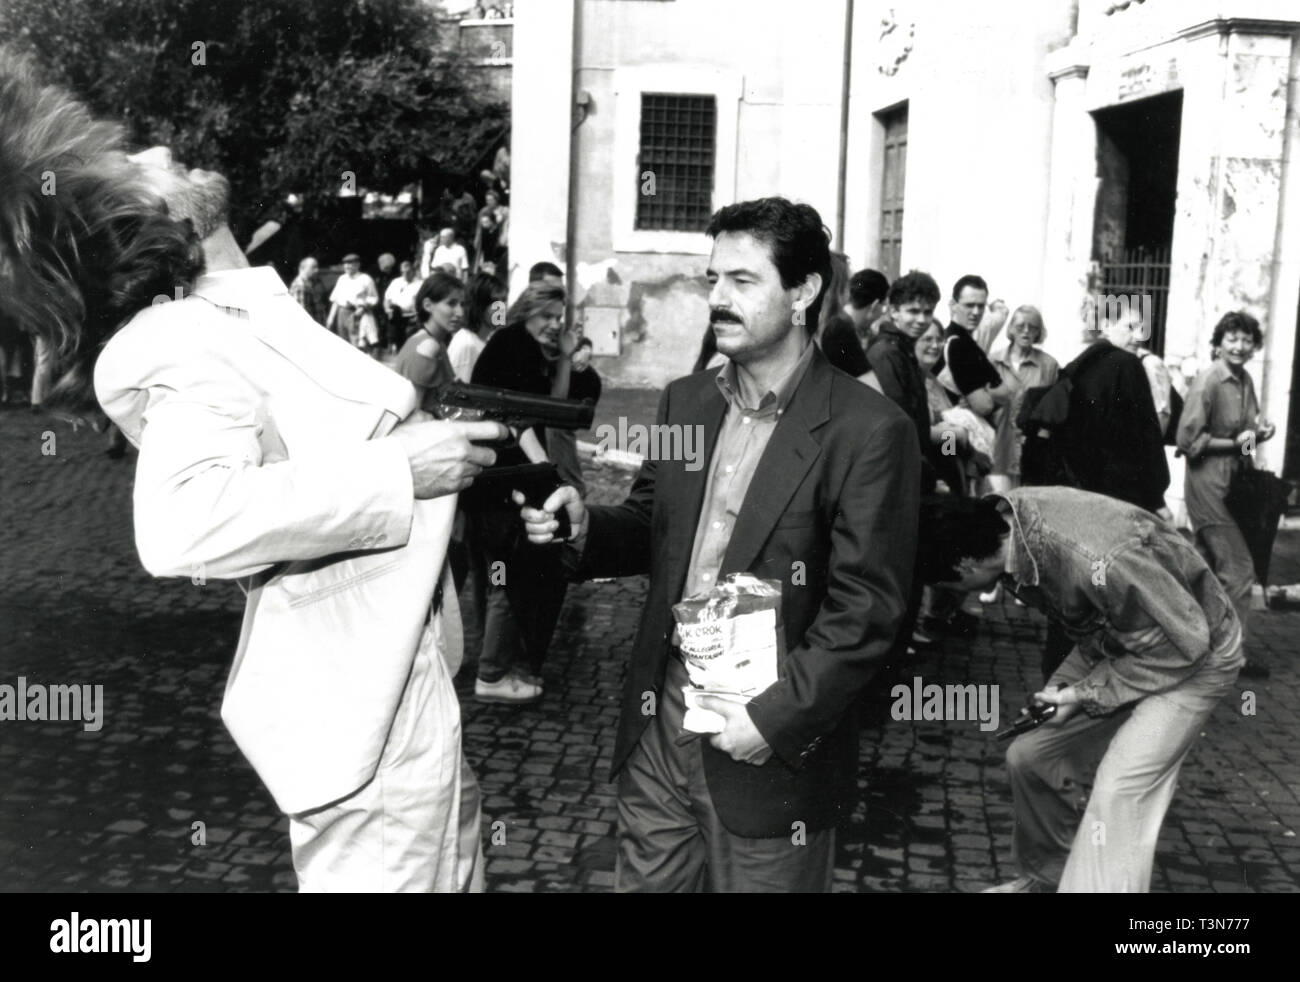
511,0,1300,477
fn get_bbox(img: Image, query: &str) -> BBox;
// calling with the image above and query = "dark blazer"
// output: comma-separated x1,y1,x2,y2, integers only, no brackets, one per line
578,347,920,837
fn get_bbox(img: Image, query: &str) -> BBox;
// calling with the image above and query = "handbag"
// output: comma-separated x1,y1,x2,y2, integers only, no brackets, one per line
1224,466,1294,584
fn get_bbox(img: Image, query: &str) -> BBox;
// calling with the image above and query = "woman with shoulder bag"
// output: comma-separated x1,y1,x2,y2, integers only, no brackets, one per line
1176,311,1276,677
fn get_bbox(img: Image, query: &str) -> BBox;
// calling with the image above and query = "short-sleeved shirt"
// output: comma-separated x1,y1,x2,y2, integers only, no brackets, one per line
328,272,378,309
447,328,487,383
384,275,422,317
935,322,1001,398
820,312,869,377
394,328,456,412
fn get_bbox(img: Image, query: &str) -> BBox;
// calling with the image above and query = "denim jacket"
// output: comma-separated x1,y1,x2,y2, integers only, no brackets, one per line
997,487,1240,714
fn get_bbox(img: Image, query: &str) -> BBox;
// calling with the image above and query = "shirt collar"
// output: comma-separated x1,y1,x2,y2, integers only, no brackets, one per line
1210,358,1244,385
999,344,1040,368
190,266,288,315
715,339,815,417
990,493,1039,587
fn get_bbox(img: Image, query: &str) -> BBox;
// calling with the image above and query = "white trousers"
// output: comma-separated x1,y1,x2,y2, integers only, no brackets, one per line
288,626,483,893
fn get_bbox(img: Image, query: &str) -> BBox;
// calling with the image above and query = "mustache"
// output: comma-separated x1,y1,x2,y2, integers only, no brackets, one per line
709,309,743,325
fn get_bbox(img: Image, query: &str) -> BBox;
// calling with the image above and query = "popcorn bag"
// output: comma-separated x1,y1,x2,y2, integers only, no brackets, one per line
671,573,784,734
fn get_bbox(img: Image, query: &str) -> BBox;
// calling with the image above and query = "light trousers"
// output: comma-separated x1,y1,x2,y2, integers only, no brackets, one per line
288,634,483,893
1006,628,1242,892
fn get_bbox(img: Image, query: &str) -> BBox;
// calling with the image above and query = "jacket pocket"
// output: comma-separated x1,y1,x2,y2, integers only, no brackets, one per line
280,557,404,609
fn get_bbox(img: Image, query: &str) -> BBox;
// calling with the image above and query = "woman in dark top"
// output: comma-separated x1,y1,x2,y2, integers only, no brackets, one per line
469,281,575,704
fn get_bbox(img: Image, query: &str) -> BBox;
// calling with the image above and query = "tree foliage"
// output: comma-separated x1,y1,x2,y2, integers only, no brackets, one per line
0,0,507,237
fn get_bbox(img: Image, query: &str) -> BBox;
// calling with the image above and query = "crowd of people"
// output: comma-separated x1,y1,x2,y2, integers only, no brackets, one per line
0,46,1285,895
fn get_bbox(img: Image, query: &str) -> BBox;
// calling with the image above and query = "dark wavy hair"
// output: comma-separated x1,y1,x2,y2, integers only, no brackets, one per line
0,49,203,413
915,495,1010,583
706,197,832,334
1211,310,1263,350
464,271,506,335
888,270,941,309
414,271,465,324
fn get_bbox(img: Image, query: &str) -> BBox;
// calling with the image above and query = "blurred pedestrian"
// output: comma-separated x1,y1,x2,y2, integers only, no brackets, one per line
325,253,380,354
451,272,504,383
393,271,462,410
935,274,1003,421
384,259,422,346
374,252,399,353
1105,306,1174,436
468,281,576,704
821,266,887,377
288,256,328,326
431,228,468,281
988,305,1059,494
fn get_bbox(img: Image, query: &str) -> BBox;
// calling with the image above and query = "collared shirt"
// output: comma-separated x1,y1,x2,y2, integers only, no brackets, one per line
990,343,1060,477
1176,358,1261,530
384,275,422,316
681,341,815,601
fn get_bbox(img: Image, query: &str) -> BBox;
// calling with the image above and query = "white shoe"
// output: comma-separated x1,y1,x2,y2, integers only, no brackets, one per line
475,674,543,704
981,875,1050,893
979,584,1003,604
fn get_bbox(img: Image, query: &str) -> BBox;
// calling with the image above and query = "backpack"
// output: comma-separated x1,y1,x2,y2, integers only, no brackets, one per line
1137,350,1182,445
1016,378,1077,487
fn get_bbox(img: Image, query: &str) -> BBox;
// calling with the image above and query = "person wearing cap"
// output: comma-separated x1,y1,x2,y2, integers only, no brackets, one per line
326,252,380,353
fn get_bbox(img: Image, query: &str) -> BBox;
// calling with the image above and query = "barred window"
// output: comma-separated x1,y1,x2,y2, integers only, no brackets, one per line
636,93,716,231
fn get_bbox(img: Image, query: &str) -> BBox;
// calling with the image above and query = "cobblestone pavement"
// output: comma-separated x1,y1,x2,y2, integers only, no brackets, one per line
1,404,1298,893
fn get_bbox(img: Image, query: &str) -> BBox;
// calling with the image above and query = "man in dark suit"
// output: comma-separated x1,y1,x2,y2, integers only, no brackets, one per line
521,197,920,892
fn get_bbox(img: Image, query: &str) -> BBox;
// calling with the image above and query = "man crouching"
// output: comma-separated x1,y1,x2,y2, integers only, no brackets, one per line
917,488,1243,892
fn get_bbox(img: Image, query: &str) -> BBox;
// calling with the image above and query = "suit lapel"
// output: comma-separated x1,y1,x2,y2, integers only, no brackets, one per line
720,351,831,576
664,378,727,604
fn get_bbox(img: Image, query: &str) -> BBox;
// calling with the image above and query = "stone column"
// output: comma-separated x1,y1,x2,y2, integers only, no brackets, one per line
1168,23,1298,472
1041,56,1098,363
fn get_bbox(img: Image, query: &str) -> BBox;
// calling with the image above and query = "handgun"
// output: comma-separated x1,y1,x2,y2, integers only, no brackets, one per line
433,383,594,435
995,700,1057,741
467,462,572,541
431,384,592,542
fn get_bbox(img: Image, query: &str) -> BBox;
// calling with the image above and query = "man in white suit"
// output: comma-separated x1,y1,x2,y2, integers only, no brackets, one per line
0,52,502,891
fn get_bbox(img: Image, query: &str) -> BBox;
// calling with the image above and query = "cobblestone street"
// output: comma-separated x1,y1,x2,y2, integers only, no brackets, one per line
2,404,1298,893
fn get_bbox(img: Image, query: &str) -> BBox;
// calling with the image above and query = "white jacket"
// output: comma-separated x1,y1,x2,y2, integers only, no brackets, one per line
94,266,460,814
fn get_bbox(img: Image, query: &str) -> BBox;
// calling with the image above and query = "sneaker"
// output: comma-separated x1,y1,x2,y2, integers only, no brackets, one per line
979,584,1003,604
981,875,1051,893
475,674,543,704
